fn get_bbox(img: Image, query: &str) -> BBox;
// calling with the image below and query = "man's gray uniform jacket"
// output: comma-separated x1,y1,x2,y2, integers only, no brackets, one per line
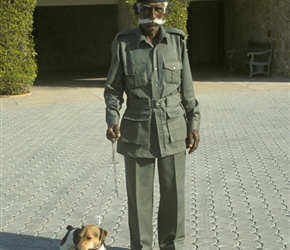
104,26,201,158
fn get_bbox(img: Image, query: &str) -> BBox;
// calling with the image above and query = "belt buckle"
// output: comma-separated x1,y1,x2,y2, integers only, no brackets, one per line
152,99,161,108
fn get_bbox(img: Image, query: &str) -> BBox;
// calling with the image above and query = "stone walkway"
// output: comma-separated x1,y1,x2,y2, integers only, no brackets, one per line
1,73,289,249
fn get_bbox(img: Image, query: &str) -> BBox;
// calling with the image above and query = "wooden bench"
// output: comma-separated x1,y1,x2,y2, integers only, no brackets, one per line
227,41,273,78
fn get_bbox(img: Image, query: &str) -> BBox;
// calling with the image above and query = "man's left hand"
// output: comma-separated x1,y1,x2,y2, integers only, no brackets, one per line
187,129,200,154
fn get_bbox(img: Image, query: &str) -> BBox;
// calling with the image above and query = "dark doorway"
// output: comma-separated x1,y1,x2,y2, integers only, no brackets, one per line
187,0,225,69
33,5,118,73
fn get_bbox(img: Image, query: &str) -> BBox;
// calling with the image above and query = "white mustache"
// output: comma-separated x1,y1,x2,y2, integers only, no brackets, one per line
138,18,166,25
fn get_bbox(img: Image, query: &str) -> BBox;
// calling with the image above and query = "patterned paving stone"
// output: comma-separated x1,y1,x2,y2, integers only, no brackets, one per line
1,90,289,249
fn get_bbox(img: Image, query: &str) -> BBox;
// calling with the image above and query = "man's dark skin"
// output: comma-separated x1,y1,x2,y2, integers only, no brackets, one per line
106,2,200,154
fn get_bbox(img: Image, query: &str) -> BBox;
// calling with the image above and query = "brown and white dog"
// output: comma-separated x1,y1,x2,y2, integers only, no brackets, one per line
60,225,108,250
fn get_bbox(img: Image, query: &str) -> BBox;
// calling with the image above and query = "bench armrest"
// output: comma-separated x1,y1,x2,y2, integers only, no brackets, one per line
247,48,272,56
247,49,272,62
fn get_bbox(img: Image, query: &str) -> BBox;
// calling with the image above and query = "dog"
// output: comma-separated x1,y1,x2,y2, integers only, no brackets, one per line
60,225,108,250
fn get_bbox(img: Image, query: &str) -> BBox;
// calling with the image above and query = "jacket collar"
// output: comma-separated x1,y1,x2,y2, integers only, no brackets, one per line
136,25,168,48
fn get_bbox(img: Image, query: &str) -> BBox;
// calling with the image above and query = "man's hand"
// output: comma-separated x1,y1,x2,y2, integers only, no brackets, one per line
106,124,121,143
187,129,200,154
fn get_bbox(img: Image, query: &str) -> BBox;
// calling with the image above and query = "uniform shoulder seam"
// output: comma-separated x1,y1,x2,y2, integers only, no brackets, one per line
116,29,137,37
165,27,185,38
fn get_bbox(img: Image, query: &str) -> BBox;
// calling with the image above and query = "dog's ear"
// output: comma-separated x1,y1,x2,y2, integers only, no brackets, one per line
99,228,108,240
73,228,82,246
61,226,74,246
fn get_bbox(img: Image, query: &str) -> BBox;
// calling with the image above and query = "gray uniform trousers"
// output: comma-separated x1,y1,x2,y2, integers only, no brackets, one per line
124,150,186,250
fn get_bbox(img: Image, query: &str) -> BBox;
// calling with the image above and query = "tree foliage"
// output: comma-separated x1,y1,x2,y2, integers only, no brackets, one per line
125,0,189,37
0,0,37,95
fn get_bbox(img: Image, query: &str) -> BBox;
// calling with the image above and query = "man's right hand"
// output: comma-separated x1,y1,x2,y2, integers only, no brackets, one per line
106,124,121,143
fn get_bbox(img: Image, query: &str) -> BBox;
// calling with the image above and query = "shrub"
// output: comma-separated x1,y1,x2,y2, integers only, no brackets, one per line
0,0,37,95
125,0,189,37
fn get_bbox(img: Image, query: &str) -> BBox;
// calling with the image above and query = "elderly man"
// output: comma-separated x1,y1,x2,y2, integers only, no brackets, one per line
104,0,200,249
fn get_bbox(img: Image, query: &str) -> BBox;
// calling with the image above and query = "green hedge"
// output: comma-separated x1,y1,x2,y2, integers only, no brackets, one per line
125,0,189,37
0,0,37,95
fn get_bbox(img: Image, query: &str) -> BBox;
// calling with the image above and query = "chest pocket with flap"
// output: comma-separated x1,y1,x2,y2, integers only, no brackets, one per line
124,63,148,90
163,61,183,84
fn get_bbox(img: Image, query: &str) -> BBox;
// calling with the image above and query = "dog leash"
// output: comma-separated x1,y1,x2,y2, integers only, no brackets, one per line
112,142,119,198
95,142,119,227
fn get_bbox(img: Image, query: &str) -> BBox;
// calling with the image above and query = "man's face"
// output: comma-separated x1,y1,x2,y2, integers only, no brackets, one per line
139,2,165,34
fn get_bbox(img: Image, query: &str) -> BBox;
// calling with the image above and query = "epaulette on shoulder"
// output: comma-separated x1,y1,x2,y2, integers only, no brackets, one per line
165,27,185,39
116,29,137,38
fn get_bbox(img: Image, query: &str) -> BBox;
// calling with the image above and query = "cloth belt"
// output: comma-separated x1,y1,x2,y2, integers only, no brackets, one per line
127,94,181,109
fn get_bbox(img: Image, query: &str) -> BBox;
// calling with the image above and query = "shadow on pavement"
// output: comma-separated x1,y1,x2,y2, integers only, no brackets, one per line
35,68,108,88
191,65,290,82
0,232,60,250
192,65,290,83
34,67,289,89
0,232,129,250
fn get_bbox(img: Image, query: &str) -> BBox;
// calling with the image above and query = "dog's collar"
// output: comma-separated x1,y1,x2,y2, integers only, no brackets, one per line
89,245,104,250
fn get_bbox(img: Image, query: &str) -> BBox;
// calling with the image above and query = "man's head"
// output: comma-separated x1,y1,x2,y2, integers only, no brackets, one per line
134,1,168,35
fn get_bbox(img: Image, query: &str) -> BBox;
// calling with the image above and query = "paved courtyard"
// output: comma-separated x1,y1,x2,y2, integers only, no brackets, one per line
1,73,289,250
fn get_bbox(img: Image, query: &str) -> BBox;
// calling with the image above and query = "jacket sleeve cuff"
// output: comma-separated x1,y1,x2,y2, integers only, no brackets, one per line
106,108,120,127
188,120,200,131
106,117,119,128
